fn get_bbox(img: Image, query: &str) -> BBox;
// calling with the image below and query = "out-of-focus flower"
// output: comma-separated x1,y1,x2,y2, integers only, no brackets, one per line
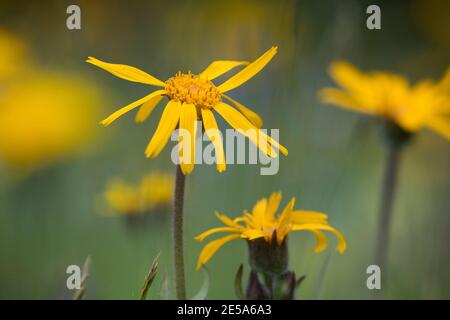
0,72,104,172
319,61,450,140
103,171,173,216
87,46,288,175
195,192,346,271
0,28,28,80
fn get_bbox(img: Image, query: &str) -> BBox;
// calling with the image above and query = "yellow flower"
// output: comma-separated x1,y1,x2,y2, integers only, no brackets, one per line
103,171,173,216
195,192,346,270
319,61,450,140
0,71,104,173
87,47,288,175
0,28,28,80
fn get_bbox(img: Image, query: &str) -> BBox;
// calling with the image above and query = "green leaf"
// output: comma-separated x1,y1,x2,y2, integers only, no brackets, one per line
73,255,92,300
234,264,244,300
191,266,210,300
140,253,160,300
296,275,306,289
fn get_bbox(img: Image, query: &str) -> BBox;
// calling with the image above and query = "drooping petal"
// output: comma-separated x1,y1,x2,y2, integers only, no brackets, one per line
201,109,226,172
179,103,197,175
291,224,346,254
195,227,240,242
86,57,166,86
217,47,277,93
135,95,165,122
196,234,241,270
200,60,249,81
214,102,289,157
145,100,181,158
101,90,166,126
310,230,328,253
290,210,329,224
222,94,263,128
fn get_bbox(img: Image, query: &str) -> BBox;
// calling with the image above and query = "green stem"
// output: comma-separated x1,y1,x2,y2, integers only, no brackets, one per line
173,165,186,299
374,145,403,278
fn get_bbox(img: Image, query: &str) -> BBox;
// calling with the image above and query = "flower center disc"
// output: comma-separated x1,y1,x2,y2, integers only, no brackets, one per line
165,72,221,109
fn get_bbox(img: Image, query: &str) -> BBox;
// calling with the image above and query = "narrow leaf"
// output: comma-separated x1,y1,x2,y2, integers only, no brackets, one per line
234,264,244,300
191,267,210,300
140,253,160,300
73,255,92,300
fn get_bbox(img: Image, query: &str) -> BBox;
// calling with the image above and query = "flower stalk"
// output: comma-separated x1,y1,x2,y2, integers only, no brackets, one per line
374,122,411,278
173,165,186,299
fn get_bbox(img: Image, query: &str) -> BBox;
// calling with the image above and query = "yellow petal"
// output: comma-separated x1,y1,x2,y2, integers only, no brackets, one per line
290,210,329,224
135,95,165,122
214,211,244,229
291,223,346,254
310,230,328,253
195,227,239,242
101,90,166,126
329,61,366,92
318,88,370,114
251,198,267,224
217,47,277,93
179,103,197,175
427,117,450,141
276,197,296,243
222,94,263,128
241,229,266,240
86,57,166,86
196,234,241,270
200,60,249,81
266,192,282,220
201,109,226,172
214,102,288,157
145,100,181,158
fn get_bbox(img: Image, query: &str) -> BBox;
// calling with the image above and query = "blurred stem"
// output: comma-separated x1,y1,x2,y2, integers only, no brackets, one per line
374,145,403,277
173,165,186,300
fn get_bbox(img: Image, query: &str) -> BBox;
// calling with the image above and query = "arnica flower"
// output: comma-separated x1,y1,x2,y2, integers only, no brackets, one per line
87,47,288,175
0,72,104,173
103,171,173,216
195,192,346,272
319,61,450,140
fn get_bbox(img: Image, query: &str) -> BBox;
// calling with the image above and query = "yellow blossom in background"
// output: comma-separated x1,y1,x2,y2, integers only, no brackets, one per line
0,28,28,80
319,61,450,140
195,192,346,270
87,47,288,175
103,172,173,216
0,72,104,173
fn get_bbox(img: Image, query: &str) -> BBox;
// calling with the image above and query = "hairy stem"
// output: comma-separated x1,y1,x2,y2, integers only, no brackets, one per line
173,165,186,299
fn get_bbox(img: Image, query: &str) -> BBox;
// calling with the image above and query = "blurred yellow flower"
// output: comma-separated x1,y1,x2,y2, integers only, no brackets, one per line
103,172,173,216
0,28,28,80
0,72,104,172
319,61,450,140
195,192,346,270
87,46,288,175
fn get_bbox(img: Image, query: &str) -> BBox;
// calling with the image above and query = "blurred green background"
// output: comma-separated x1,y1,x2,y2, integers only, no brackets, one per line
0,0,449,299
